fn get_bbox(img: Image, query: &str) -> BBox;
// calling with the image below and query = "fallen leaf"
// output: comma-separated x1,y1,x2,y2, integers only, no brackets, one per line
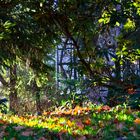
0,131,5,138
13,126,25,131
98,121,104,128
67,120,73,127
114,118,119,124
76,136,86,140
21,131,33,136
76,121,84,130
84,118,91,125
101,105,111,111
134,118,140,124
38,137,46,140
0,120,7,124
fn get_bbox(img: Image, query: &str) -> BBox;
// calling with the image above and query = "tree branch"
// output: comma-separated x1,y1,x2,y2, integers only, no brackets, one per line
0,74,8,86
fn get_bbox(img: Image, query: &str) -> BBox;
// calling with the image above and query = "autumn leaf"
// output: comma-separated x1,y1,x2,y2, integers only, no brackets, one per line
125,108,132,114
83,107,90,112
21,131,33,136
67,120,73,127
98,121,104,128
26,121,38,127
43,111,51,116
65,109,72,115
0,131,5,138
58,129,68,137
76,121,84,130
77,136,87,140
38,137,46,140
0,120,8,124
114,118,119,124
128,88,135,94
134,118,140,124
0,131,9,138
83,118,91,125
73,106,83,115
101,105,111,111
13,126,25,131
49,124,59,129
1,125,7,130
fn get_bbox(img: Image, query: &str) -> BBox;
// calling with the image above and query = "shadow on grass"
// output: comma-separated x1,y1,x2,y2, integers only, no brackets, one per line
0,121,99,140
0,121,71,140
0,123,62,140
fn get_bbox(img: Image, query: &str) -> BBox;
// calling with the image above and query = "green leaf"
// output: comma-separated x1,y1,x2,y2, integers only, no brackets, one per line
3,21,15,29
124,18,136,32
115,22,120,26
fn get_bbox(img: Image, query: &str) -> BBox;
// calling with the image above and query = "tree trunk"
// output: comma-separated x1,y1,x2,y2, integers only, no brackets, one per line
9,64,18,114
33,80,42,115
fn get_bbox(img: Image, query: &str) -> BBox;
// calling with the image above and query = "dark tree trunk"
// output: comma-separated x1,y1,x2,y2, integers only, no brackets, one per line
9,64,18,114
36,91,41,115
33,80,42,115
115,59,121,81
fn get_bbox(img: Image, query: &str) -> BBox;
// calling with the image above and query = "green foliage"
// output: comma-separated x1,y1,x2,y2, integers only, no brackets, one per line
98,10,111,24
0,20,16,40
124,18,136,32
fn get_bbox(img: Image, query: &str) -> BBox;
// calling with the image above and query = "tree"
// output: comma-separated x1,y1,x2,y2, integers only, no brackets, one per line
1,0,140,112
22,0,140,106
0,0,55,113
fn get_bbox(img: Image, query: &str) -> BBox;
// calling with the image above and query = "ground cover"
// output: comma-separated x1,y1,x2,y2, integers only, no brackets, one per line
0,104,140,140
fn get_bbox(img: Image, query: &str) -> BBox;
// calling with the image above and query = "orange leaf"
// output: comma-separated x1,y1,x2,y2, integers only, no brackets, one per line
43,111,51,116
0,120,7,124
58,129,67,135
97,108,101,113
73,106,82,115
67,120,73,127
84,118,91,125
65,109,72,115
134,118,140,124
83,107,90,112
